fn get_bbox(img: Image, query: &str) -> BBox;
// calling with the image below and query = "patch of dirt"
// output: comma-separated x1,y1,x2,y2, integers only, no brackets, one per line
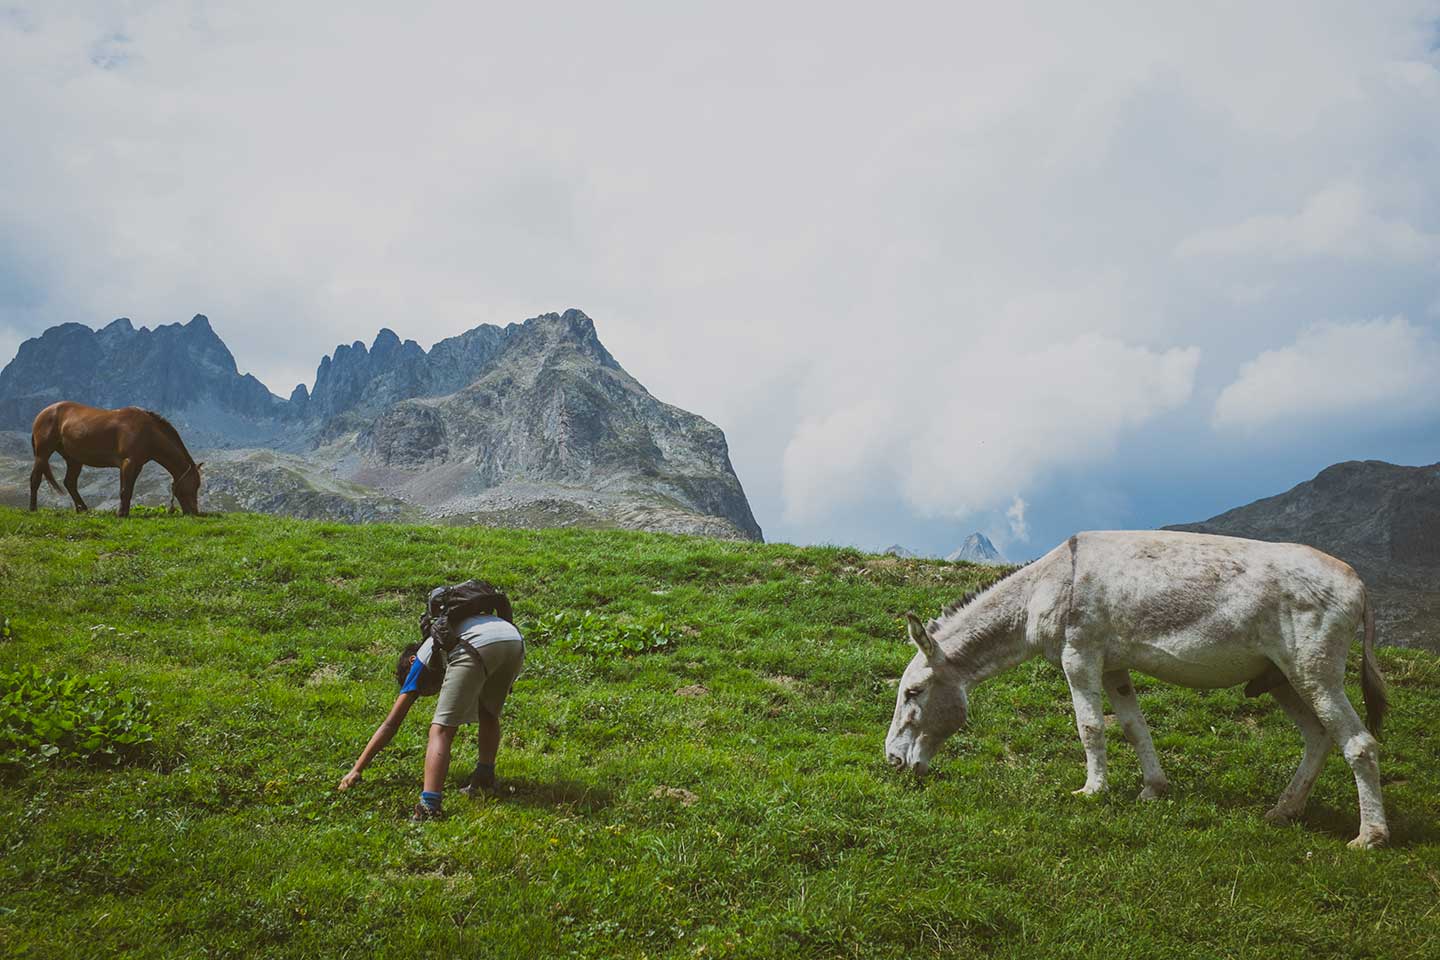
650,785,698,805
306,663,344,686
675,684,709,698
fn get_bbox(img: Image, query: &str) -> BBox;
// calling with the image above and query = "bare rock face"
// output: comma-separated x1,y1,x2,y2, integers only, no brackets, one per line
357,402,450,467
0,308,762,540
1165,460,1440,651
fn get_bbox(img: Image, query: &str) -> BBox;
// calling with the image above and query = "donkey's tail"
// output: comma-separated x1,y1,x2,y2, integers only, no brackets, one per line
31,435,62,493
1360,588,1388,739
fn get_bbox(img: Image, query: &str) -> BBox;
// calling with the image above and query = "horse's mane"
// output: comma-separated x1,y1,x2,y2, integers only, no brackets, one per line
929,561,1031,633
143,410,195,463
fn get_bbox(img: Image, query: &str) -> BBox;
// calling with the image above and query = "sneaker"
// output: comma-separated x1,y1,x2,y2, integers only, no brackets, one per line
410,801,445,822
459,768,496,799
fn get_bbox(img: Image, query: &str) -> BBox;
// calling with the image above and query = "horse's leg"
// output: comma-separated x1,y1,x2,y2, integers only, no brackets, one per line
1264,682,1330,825
28,457,43,510
1295,681,1387,849
1062,645,1108,796
62,459,88,513
118,459,140,518
1102,669,1168,800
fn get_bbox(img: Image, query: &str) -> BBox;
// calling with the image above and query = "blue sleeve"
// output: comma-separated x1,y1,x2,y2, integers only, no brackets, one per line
400,657,425,695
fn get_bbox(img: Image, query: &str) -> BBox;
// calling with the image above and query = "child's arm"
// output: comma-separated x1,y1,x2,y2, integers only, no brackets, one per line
338,692,416,790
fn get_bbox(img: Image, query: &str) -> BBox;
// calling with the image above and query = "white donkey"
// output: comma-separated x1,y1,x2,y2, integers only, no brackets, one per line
885,530,1390,849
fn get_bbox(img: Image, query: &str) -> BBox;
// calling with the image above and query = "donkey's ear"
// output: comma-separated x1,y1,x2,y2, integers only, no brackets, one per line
904,612,941,663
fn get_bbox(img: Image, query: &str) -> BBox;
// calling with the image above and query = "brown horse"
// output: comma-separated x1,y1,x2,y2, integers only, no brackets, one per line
30,402,203,517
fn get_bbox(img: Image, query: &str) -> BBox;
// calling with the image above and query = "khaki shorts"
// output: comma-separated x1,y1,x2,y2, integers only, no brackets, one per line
431,638,525,727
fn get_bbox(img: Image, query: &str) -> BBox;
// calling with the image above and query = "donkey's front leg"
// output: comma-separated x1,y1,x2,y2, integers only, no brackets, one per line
1062,647,1108,796
1103,669,1169,800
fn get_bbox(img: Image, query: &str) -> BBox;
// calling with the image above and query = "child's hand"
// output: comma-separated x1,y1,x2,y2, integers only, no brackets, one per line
338,770,361,791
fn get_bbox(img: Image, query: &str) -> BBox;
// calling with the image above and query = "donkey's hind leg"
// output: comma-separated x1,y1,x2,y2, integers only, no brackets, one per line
1264,682,1330,825
1103,669,1168,800
1293,680,1388,849
62,459,88,513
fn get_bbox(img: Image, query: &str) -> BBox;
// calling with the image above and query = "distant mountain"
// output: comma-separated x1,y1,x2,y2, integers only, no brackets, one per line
0,309,762,540
946,532,1005,565
1165,460,1439,651
337,311,761,540
0,315,289,445
882,544,917,558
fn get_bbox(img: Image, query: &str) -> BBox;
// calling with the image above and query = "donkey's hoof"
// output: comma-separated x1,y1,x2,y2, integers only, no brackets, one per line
1347,825,1389,850
1137,782,1169,801
1071,784,1105,798
1264,805,1299,826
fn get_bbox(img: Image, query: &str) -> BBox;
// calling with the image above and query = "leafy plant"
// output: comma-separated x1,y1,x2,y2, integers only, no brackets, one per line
521,609,679,656
1,616,13,642
0,666,155,770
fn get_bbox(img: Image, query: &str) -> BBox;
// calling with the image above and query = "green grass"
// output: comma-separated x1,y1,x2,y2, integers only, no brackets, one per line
1,506,1438,959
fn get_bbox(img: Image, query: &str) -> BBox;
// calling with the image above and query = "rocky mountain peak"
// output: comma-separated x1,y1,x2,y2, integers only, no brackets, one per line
371,328,401,353
946,532,1005,565
529,308,619,368
0,314,284,441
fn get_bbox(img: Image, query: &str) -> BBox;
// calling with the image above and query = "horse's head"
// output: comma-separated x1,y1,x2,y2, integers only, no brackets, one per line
885,613,969,776
173,461,203,515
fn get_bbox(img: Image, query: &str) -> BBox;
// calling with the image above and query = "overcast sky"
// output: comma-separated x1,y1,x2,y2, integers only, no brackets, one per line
4,2,1440,557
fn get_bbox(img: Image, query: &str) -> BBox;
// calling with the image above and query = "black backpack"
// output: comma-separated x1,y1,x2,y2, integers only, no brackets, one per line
419,579,514,656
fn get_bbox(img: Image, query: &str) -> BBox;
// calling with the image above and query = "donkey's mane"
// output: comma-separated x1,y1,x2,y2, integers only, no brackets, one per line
929,561,1030,633
143,410,194,462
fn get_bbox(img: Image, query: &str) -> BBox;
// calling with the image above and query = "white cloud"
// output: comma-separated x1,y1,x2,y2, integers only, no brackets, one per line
1214,317,1440,431
783,335,1199,522
1006,496,1030,543
2,2,1439,550
1176,182,1440,263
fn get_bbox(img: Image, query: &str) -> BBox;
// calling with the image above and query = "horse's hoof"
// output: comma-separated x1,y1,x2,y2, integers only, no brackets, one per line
1137,782,1169,801
1347,825,1389,850
1072,784,1105,798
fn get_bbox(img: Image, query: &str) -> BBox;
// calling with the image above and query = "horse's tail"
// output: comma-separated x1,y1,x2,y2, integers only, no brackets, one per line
31,435,62,493
1360,587,1388,739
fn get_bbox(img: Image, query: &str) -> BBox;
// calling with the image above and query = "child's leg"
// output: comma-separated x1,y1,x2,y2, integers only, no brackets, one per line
476,708,501,764
423,723,458,796
464,708,501,791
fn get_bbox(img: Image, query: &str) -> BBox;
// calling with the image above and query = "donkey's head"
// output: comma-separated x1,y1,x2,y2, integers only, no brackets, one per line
884,612,968,776
173,461,203,516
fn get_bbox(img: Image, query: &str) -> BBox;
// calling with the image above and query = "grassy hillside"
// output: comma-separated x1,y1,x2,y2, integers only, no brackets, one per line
1,507,1438,959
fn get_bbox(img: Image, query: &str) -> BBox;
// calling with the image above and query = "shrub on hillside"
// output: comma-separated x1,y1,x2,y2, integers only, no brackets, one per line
0,667,155,771
522,610,678,656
